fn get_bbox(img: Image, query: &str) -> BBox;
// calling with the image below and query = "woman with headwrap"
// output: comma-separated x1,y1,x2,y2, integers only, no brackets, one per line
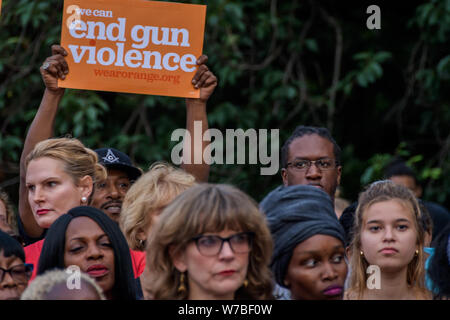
260,185,348,300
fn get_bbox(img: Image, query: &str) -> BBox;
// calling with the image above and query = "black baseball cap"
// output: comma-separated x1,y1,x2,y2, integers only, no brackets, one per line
95,148,142,182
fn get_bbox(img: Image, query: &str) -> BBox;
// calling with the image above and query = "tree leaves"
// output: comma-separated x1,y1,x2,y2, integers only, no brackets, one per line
0,0,449,208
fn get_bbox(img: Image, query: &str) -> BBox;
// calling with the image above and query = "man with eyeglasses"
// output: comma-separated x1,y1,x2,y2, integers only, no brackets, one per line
280,125,342,203
261,126,342,300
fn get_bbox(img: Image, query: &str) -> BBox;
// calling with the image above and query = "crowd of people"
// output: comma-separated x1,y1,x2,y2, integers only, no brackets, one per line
0,44,449,301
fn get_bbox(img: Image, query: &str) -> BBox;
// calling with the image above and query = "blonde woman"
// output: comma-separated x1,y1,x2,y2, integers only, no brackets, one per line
345,180,431,300
120,162,196,251
144,183,274,300
23,138,107,279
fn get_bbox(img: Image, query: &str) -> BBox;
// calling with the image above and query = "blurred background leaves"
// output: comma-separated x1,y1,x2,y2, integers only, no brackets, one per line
0,0,449,210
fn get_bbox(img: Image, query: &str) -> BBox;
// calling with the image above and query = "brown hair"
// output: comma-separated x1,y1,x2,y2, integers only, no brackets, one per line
120,162,196,250
347,180,428,299
25,138,106,202
145,183,274,300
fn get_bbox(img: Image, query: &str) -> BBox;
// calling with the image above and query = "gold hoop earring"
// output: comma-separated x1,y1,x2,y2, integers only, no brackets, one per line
243,279,248,288
177,273,186,294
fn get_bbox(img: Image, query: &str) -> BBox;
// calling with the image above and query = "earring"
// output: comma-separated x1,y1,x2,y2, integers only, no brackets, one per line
243,279,248,288
415,249,419,256
360,251,364,256
81,196,87,203
177,273,186,294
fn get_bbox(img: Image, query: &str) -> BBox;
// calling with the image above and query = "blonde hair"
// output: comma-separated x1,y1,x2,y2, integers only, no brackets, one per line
145,183,274,300
120,162,196,250
21,268,106,300
25,138,107,201
0,189,17,234
347,180,427,299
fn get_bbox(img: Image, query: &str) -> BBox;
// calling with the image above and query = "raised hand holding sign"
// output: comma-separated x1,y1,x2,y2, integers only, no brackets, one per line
60,0,207,98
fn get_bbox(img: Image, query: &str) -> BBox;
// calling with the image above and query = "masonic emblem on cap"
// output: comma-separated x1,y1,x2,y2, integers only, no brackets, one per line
103,149,120,163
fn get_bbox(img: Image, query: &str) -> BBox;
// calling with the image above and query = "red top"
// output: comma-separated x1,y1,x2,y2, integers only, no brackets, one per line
24,239,146,281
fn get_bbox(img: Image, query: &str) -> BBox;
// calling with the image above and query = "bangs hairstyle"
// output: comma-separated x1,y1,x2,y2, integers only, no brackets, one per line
25,138,107,201
36,206,139,300
21,268,106,300
348,180,427,299
120,162,196,250
0,229,25,262
146,183,274,300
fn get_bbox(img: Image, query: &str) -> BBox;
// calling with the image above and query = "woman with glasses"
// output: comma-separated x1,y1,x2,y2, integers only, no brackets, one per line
144,183,273,300
0,230,33,300
21,268,105,300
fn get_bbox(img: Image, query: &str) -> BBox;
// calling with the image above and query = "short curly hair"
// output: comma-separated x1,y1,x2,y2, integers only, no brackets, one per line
21,268,105,300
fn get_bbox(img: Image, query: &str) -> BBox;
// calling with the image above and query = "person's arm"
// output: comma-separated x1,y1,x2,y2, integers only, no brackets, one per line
19,45,69,238
181,55,217,183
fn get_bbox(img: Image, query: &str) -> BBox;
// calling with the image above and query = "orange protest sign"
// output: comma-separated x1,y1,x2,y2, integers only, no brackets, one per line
0,0,2,16
59,0,206,98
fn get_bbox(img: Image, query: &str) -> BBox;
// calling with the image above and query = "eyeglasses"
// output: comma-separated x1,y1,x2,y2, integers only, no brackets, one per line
192,232,254,257
0,263,33,283
286,158,338,171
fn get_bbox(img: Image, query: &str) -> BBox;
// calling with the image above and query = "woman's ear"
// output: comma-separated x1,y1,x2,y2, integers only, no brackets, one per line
136,228,147,242
169,245,187,273
78,175,93,199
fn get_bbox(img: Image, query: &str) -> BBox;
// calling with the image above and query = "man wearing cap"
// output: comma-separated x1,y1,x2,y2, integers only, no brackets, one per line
90,148,143,223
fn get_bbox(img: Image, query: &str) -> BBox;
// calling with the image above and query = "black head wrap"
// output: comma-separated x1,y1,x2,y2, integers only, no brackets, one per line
260,185,346,287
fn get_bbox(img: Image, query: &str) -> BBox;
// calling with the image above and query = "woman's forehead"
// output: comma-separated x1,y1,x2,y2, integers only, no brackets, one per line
363,199,415,223
66,216,106,238
26,157,69,181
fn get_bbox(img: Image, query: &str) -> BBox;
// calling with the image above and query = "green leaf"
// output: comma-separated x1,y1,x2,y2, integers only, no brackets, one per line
305,39,318,53
407,155,423,165
356,73,368,87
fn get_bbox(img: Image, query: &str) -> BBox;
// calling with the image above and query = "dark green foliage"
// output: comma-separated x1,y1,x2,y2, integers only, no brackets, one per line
0,0,449,210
